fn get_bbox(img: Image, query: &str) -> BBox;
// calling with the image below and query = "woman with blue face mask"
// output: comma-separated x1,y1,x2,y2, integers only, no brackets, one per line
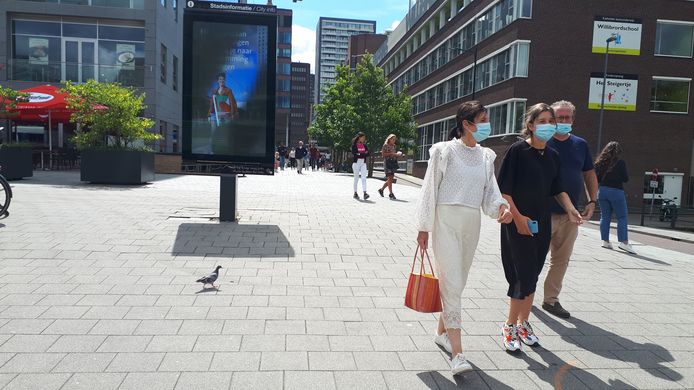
414,101,513,375
496,103,583,353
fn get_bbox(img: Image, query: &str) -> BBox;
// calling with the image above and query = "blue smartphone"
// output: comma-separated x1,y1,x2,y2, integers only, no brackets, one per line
527,220,538,234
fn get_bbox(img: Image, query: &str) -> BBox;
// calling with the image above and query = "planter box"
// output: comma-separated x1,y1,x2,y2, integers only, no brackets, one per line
81,149,154,184
0,147,33,180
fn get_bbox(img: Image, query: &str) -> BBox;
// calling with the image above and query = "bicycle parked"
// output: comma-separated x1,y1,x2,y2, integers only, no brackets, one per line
659,197,678,222
0,165,11,219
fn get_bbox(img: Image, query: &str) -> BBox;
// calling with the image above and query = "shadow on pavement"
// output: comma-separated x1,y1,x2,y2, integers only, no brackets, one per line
533,307,682,382
623,252,671,266
172,223,294,258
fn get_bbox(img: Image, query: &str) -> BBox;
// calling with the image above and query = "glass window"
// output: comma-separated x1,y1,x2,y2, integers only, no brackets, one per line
161,0,166,6
514,42,529,77
173,55,178,91
520,0,532,18
514,101,526,132
655,22,694,58
651,78,690,113
97,41,144,86
63,23,97,38
13,20,61,36
11,35,62,82
278,79,291,92
99,25,145,41
160,43,167,84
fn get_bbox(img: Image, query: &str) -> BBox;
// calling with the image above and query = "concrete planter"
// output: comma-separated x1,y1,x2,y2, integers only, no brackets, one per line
0,146,33,180
81,149,154,184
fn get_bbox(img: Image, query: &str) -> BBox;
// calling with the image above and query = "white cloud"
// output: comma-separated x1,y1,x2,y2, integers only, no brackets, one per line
388,20,400,32
292,24,316,73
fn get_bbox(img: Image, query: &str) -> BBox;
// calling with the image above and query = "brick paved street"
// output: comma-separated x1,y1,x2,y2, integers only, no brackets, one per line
0,169,693,389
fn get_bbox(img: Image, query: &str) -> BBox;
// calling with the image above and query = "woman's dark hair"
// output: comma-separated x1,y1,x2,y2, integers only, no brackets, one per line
448,101,487,140
522,103,555,138
352,131,366,145
595,141,623,177
216,72,226,79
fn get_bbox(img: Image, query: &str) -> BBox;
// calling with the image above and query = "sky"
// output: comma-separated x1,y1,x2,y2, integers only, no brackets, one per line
267,0,411,72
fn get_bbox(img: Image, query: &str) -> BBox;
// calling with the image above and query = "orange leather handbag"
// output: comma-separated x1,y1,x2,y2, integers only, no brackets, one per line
404,246,442,313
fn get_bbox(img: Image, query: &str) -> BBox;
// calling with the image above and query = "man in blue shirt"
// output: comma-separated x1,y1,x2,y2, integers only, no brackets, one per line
543,100,598,319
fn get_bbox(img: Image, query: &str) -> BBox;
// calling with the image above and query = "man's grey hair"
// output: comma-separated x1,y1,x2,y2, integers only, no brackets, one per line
551,100,576,114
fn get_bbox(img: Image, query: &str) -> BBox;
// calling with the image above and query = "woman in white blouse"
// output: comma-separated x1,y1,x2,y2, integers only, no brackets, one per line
414,101,513,375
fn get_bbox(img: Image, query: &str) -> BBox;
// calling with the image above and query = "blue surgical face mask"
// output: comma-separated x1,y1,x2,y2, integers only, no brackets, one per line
556,123,572,135
472,122,492,142
534,123,557,142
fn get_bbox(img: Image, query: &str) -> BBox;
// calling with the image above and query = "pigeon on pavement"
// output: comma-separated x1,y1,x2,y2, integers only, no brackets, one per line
196,265,222,288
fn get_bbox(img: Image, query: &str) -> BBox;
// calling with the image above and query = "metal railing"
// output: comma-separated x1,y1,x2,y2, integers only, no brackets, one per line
6,59,147,87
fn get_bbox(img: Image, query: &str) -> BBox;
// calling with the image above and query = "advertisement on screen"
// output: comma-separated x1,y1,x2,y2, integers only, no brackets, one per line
183,2,277,174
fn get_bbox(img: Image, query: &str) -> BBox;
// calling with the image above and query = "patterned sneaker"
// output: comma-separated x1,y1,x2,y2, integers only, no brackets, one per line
502,323,521,352
517,320,539,346
450,353,473,375
434,331,452,354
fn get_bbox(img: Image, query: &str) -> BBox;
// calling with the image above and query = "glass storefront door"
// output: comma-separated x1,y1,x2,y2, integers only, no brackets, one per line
62,38,97,83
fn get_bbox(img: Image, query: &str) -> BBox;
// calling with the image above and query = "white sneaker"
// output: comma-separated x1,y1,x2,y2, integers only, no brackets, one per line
502,323,522,352
602,241,613,249
434,331,452,354
517,320,539,346
450,353,473,375
618,242,636,254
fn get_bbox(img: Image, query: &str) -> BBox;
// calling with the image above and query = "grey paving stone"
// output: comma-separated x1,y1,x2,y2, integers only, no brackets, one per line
309,352,357,371
89,320,141,335
260,351,308,371
231,371,282,390
146,336,197,352
59,373,125,390
334,371,387,390
240,335,285,352
0,353,66,373
52,352,115,373
158,352,213,372
134,320,182,335
285,371,336,390
353,351,404,371
0,335,60,353
3,373,71,390
286,335,330,352
106,352,165,372
174,371,233,390
209,352,261,371
47,335,107,353
97,336,152,353
118,372,180,390
0,319,54,334
369,336,418,352
264,320,305,335
382,371,442,390
193,335,242,352
43,319,97,335
329,336,373,351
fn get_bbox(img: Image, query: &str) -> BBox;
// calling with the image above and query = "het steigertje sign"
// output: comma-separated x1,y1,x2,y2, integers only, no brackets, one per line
588,73,638,112
592,16,642,56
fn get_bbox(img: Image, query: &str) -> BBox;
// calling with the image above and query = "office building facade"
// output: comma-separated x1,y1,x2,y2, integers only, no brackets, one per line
290,62,310,146
346,33,387,69
276,7,292,147
377,0,694,206
315,17,376,104
0,0,183,153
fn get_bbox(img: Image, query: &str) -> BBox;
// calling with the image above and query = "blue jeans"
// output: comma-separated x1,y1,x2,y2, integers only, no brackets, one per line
279,155,285,170
598,186,629,242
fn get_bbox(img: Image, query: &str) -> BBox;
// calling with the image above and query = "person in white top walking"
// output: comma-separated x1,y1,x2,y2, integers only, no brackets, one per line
414,101,513,375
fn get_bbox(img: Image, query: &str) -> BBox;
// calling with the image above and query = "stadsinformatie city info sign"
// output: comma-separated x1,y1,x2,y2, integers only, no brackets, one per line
592,16,642,56
185,1,277,14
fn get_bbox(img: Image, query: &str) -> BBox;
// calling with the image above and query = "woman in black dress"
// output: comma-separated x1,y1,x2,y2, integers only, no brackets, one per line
497,103,583,352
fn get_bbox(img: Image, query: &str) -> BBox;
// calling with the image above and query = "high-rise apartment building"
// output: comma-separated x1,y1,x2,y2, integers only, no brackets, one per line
276,8,293,147
290,62,310,145
0,0,183,153
377,0,694,207
314,17,376,104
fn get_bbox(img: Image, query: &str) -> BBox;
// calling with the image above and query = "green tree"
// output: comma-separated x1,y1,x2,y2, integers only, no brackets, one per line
0,86,29,144
61,80,158,151
309,53,416,176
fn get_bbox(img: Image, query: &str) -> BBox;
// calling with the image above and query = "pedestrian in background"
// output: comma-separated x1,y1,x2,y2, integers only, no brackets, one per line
296,141,307,174
542,100,599,319
310,143,319,171
351,132,370,200
378,134,402,200
277,142,287,171
414,101,513,375
496,103,582,352
595,141,635,254
289,147,296,169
